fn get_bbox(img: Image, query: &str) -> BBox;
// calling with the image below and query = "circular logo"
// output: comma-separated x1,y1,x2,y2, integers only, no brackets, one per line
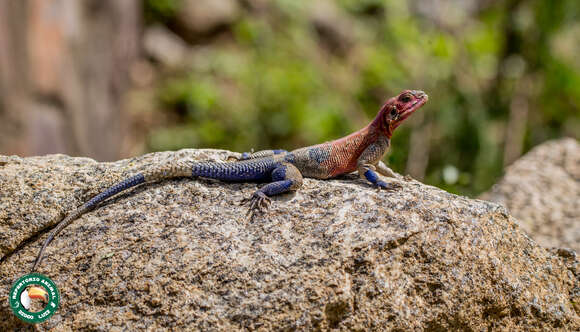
9,273,60,324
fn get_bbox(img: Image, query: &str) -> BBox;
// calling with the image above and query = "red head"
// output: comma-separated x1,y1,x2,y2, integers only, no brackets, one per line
373,90,428,137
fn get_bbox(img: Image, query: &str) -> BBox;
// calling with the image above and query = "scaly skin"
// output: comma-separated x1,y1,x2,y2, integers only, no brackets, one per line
31,90,428,272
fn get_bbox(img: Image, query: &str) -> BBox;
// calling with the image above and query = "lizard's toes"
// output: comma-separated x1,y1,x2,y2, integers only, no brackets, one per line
244,192,271,217
239,196,251,206
258,196,271,211
376,181,401,191
228,151,253,162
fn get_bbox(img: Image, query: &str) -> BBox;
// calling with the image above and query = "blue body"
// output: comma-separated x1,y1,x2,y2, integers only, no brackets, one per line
192,159,294,196
191,159,281,182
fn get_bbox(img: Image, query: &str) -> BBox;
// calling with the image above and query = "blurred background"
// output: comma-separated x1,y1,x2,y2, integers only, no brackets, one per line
0,0,578,196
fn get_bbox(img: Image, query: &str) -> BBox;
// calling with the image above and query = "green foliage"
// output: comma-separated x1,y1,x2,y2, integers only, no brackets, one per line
144,0,180,24
143,0,580,196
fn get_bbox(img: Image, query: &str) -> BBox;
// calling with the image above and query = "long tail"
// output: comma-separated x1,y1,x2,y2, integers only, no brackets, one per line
31,161,192,272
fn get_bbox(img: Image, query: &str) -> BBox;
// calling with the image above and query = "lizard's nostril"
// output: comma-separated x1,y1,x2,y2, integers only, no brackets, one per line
412,90,427,100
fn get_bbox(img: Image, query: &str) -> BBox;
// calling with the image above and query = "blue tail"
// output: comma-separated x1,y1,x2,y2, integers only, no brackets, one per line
84,174,146,209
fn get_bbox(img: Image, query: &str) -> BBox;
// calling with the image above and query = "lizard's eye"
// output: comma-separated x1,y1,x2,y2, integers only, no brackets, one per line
400,94,412,103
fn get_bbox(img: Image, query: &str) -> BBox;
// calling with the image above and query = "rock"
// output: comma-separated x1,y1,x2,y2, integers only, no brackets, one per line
309,0,355,56
0,150,578,330
143,25,189,68
481,138,580,253
176,0,241,39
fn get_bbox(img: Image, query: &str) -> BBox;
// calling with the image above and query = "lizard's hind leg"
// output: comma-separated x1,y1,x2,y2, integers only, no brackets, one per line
238,149,288,160
244,162,302,216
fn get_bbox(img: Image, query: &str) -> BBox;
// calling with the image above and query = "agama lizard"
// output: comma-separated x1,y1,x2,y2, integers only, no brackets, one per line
31,90,428,271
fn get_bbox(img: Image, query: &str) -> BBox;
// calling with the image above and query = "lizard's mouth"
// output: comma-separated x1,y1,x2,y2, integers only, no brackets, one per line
393,92,428,129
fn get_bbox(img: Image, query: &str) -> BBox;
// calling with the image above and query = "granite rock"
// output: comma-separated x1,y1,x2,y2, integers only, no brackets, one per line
309,0,355,56
143,25,189,68
481,138,579,253
0,150,578,330
176,0,240,39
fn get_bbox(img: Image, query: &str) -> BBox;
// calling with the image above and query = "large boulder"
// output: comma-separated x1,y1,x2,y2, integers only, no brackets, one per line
309,0,355,56
143,24,189,68
481,138,579,253
0,150,578,330
175,0,241,40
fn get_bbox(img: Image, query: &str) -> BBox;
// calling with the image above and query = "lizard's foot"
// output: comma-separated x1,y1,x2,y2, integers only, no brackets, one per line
376,180,402,191
241,191,271,217
226,149,255,161
234,149,287,161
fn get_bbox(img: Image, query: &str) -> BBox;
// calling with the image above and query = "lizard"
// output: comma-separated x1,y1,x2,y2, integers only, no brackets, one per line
31,89,428,272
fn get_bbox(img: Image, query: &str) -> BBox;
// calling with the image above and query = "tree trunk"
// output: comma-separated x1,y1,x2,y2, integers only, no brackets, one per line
0,0,140,161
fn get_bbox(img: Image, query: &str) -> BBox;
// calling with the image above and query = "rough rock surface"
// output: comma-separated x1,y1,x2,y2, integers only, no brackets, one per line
481,138,579,253
0,150,578,330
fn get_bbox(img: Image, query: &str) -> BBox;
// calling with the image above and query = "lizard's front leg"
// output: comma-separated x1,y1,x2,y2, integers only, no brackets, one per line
358,163,391,189
244,162,302,216
376,161,400,179
357,142,396,189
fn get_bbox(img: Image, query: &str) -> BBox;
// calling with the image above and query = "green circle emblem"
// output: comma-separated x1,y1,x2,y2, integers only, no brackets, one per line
9,273,60,324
